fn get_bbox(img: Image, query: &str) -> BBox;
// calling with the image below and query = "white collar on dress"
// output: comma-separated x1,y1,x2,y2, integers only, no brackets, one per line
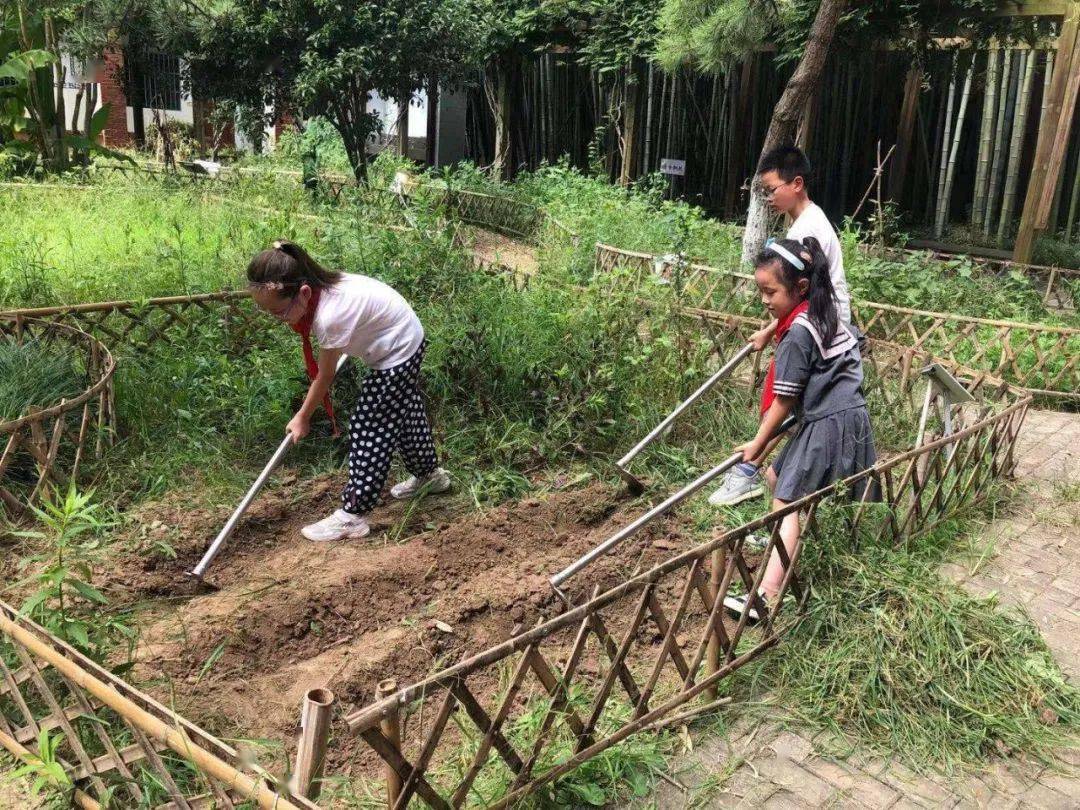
793,312,857,359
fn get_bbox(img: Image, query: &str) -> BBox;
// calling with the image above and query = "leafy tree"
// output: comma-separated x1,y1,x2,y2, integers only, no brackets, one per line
657,0,1033,262
0,0,131,172
184,0,487,181
575,0,661,185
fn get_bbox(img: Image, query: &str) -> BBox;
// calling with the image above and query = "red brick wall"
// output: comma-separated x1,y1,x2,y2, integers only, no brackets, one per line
99,48,131,147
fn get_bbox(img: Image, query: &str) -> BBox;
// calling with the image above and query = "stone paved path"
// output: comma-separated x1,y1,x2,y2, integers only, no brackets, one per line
646,410,1080,810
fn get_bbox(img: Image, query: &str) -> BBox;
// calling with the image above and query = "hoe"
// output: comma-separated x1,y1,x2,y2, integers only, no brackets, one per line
188,354,350,583
613,342,754,495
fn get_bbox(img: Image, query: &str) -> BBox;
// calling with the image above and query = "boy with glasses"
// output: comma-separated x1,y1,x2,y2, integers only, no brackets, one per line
709,146,853,507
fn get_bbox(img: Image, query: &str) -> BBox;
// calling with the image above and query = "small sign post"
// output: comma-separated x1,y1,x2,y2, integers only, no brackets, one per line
660,158,685,199
659,158,686,176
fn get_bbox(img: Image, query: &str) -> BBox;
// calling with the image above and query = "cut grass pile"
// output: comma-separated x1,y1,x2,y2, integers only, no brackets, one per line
0,338,85,422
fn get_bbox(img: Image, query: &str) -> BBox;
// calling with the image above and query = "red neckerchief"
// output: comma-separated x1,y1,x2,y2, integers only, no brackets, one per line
760,300,809,416
289,286,339,435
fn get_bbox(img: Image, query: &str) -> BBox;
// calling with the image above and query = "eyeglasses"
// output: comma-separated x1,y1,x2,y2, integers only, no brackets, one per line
267,295,299,321
761,179,795,199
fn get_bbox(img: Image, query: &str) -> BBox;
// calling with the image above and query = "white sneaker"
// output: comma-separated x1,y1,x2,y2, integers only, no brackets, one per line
390,468,451,500
301,509,371,542
708,464,765,507
723,590,768,623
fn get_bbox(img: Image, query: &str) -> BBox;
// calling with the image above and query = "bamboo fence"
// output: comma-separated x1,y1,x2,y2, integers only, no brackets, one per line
0,291,259,356
343,339,1028,810
0,319,115,516
593,243,1080,402
0,601,317,809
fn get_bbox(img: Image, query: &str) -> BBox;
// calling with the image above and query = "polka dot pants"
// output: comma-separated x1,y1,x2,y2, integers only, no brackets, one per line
342,341,439,515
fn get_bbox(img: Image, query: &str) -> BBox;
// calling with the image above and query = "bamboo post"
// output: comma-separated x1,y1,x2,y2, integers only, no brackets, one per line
294,688,335,801
934,54,958,237
705,546,726,700
377,679,402,809
0,612,301,810
984,48,1014,237
936,55,974,238
1015,10,1080,263
1066,133,1080,241
998,51,1037,244
973,48,1000,226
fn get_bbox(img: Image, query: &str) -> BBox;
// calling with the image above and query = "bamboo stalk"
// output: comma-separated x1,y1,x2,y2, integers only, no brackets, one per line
377,679,402,809
293,688,335,801
984,48,1014,236
643,62,655,173
934,54,959,236
0,612,300,810
998,51,1036,244
1066,125,1080,241
936,55,973,238
973,48,1000,226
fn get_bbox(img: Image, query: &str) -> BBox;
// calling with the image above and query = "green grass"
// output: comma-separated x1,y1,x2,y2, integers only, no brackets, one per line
3,154,1077,801
0,338,86,422
726,493,1080,772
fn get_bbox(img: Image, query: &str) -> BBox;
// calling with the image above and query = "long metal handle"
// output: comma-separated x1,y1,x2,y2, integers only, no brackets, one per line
189,354,350,579
189,434,294,578
553,413,796,589
616,343,754,469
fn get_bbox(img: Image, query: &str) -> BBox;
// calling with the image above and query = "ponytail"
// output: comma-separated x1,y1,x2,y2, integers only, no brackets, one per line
753,236,838,345
247,239,342,294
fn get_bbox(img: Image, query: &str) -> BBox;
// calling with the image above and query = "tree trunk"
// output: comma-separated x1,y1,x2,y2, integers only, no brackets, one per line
972,48,999,227
891,64,923,203
619,58,643,186
487,54,517,181
643,61,655,174
44,17,69,171
426,75,439,166
998,51,1036,244
741,0,848,265
396,87,410,157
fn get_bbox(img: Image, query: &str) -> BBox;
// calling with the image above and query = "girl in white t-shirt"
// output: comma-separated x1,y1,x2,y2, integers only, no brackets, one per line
247,240,450,542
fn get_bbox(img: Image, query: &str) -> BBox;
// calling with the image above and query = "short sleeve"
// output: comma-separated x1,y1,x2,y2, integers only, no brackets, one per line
773,325,813,398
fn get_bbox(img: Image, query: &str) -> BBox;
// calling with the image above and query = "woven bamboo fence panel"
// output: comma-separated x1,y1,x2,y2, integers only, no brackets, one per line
594,244,1080,402
0,292,259,357
0,601,317,809
891,246,1080,312
0,320,115,516
343,385,1028,808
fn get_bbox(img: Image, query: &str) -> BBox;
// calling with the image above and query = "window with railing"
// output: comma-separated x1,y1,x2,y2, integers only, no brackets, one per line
140,52,182,111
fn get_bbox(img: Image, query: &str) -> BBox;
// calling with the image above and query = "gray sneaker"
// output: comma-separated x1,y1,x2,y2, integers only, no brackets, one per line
708,465,764,507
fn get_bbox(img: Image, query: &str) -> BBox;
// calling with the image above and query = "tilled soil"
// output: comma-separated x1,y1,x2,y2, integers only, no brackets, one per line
116,473,735,780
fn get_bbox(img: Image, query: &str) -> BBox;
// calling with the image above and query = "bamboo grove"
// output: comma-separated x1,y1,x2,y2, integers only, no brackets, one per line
461,39,1080,251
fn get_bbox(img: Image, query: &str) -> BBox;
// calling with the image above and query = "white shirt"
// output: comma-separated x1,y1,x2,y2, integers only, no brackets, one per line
313,273,425,370
786,203,851,326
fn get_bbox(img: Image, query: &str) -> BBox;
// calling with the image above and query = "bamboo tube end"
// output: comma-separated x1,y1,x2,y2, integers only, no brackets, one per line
305,687,335,708
376,679,397,699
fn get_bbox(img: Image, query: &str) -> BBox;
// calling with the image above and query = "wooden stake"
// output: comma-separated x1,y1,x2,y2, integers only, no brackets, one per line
891,63,923,203
377,679,402,809
705,546,726,700
294,687,335,801
1015,10,1080,263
